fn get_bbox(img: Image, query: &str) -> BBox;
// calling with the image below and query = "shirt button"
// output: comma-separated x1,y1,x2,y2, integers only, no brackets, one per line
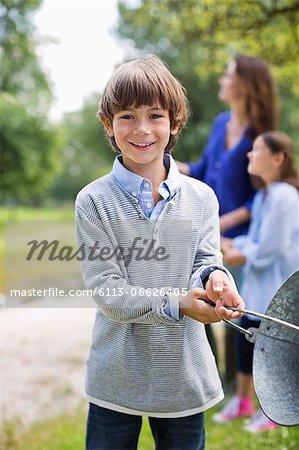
215,161,222,169
146,202,152,208
132,191,137,197
144,182,150,188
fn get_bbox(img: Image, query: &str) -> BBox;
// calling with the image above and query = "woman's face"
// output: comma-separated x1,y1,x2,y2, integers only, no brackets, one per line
218,61,246,103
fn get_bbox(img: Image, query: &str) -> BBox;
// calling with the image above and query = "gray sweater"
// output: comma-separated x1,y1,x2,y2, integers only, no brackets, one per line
75,172,225,417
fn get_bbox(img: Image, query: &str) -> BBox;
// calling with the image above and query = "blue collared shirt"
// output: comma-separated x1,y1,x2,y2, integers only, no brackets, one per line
112,154,181,221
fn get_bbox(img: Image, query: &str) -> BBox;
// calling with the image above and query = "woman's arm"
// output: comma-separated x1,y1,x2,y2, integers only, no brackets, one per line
220,206,250,234
175,160,191,175
223,247,246,266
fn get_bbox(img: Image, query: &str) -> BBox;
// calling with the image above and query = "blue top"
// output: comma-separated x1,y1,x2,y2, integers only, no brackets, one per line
112,154,181,221
234,182,299,317
188,112,256,238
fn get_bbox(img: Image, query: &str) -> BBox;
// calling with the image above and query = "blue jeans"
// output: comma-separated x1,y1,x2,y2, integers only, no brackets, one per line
86,403,205,450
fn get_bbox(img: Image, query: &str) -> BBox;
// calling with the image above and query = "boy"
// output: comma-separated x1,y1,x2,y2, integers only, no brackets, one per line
75,55,244,450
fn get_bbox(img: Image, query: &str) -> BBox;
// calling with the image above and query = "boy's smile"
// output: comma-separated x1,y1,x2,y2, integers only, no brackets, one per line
107,105,178,178
129,141,156,150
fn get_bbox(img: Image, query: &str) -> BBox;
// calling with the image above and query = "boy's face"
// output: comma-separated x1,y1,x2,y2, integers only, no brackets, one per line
104,105,178,176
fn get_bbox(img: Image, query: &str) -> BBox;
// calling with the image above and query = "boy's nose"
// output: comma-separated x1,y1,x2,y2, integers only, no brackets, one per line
133,121,150,135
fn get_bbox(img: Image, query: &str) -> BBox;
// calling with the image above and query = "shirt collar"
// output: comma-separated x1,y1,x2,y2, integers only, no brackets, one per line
112,154,181,198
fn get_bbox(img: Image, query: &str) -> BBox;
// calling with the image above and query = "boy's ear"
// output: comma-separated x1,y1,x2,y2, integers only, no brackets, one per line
99,113,114,137
170,125,179,136
170,120,180,136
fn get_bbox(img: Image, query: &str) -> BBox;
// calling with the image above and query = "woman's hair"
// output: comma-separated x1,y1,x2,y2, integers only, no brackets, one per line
235,54,279,138
261,131,299,189
98,54,190,153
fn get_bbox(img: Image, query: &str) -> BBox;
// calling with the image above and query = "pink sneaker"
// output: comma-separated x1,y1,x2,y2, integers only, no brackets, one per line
213,396,255,423
244,409,279,432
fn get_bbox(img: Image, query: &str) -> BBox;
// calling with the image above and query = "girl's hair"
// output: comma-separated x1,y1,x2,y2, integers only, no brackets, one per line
261,131,299,189
235,54,279,138
98,54,190,152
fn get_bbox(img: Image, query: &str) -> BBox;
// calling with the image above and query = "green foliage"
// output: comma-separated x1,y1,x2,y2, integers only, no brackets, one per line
116,0,299,161
0,0,52,114
0,0,62,204
117,0,299,90
279,87,299,154
49,93,114,201
0,93,61,204
0,205,75,292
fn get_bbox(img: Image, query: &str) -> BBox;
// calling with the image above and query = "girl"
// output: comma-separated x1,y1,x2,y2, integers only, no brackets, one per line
214,131,299,432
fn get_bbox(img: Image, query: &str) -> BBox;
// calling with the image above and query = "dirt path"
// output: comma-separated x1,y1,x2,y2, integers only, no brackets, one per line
0,299,95,428
1,297,225,430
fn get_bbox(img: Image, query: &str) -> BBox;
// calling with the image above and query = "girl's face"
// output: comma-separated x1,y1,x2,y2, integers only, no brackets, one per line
218,61,246,103
247,136,283,183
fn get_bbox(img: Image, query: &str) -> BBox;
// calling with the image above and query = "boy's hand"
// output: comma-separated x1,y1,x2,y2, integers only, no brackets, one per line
205,270,245,320
179,288,222,324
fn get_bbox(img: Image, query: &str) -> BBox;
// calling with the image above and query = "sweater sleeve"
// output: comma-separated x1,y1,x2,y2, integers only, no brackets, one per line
75,204,181,326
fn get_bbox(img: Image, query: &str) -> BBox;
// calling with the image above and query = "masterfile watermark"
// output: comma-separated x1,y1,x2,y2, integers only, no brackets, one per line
4,218,193,307
26,237,170,266
9,288,96,297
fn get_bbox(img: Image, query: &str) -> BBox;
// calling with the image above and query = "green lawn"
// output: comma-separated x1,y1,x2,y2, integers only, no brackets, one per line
0,205,74,293
1,401,298,450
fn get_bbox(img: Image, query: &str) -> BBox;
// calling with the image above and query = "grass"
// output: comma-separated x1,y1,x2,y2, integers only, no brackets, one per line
0,205,74,294
0,404,155,450
1,401,298,450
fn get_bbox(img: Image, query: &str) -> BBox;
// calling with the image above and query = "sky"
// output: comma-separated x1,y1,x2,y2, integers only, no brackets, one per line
33,0,135,121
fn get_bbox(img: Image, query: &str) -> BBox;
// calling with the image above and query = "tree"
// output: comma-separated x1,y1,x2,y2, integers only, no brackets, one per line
116,0,299,160
0,93,60,203
0,0,52,114
117,0,299,89
49,93,114,201
0,0,60,204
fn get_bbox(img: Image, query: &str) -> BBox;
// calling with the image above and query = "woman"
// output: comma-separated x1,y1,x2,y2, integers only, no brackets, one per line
214,131,299,432
176,54,279,241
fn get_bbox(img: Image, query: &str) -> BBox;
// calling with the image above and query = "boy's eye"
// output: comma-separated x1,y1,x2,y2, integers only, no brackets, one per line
120,115,134,120
150,114,163,119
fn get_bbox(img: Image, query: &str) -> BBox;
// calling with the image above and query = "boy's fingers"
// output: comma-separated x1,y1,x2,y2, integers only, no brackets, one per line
192,287,209,301
209,271,226,293
215,301,244,320
212,280,224,293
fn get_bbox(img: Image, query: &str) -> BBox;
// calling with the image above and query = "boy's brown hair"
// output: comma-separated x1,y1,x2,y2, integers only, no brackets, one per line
98,54,189,153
